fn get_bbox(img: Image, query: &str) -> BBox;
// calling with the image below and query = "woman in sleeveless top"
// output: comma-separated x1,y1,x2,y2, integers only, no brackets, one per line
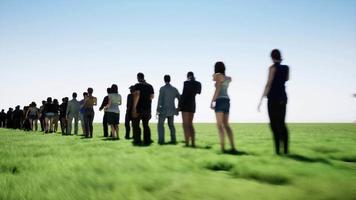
104,84,122,139
258,49,289,155
26,102,39,131
84,87,97,138
211,62,237,153
179,71,201,147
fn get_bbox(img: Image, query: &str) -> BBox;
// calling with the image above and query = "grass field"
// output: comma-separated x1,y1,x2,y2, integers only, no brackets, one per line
0,123,356,200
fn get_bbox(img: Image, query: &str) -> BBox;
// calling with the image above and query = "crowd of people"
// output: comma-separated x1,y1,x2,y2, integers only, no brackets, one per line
0,49,290,154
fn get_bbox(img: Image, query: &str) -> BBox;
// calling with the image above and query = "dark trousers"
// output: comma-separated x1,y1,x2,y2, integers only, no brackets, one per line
84,108,95,138
125,112,132,138
40,116,45,131
0,120,5,127
268,100,289,154
60,117,67,134
158,115,176,144
132,110,152,145
103,112,108,137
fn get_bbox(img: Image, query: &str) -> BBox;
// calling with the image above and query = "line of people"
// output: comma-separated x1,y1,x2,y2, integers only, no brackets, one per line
0,49,290,154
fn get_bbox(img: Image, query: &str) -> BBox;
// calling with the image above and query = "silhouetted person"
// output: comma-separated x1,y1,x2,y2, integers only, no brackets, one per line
39,101,46,132
99,88,111,137
79,92,89,135
0,109,6,127
66,92,81,135
83,88,97,138
104,84,122,139
124,86,134,139
44,97,55,133
157,75,180,145
6,108,13,128
179,72,201,147
52,99,60,132
211,62,237,153
22,105,31,131
26,102,39,131
59,97,69,134
12,105,22,129
131,73,154,146
258,49,290,155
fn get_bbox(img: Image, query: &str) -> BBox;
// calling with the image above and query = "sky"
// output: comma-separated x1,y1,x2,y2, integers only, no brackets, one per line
0,0,355,123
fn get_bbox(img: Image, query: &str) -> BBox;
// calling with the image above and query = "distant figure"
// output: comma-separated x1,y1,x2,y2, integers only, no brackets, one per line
211,62,237,153
22,106,31,131
157,75,180,145
79,92,89,135
66,92,81,135
6,108,13,128
0,109,6,127
52,99,60,132
104,84,122,139
131,72,155,146
59,97,69,134
39,101,46,132
99,88,111,137
258,49,290,155
179,72,201,147
124,86,134,139
26,102,39,131
44,97,54,133
12,105,22,129
83,88,97,138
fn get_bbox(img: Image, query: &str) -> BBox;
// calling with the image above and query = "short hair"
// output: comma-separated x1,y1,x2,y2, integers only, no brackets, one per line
271,49,282,61
83,92,88,96
106,87,111,94
72,92,77,98
111,84,118,94
164,75,171,83
87,87,93,94
42,100,46,105
47,97,52,103
137,72,144,80
129,85,135,92
214,61,226,74
62,97,66,102
187,71,195,80
53,99,59,104
31,102,36,107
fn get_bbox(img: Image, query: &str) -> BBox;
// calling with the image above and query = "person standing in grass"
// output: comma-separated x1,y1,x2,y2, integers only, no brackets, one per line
258,49,290,155
104,84,122,139
210,62,237,153
52,99,60,133
26,102,39,131
99,87,111,137
79,92,89,135
39,100,46,132
179,71,201,147
12,105,23,129
44,97,54,133
157,75,180,145
131,72,155,146
83,88,97,138
59,97,69,134
66,92,81,135
124,86,134,139
0,109,6,127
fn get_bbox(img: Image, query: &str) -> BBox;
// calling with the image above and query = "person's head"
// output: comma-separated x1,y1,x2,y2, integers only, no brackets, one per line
15,105,20,110
83,92,88,98
214,61,226,75
62,98,66,103
42,100,46,105
1,109,4,112
106,87,111,94
47,97,52,103
164,75,171,83
72,92,77,99
129,86,134,93
53,99,59,105
65,97,69,102
9,107,13,111
187,71,195,80
111,84,118,94
137,72,145,82
31,102,36,107
271,49,282,63
87,88,93,95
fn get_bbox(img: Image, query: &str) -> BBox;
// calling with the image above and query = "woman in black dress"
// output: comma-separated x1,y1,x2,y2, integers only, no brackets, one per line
258,49,290,155
179,72,201,147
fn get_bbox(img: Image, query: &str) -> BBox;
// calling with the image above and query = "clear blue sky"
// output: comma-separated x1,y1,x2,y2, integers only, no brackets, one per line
0,0,355,122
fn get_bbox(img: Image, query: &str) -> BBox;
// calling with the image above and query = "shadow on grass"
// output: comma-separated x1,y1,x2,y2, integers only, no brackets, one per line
218,149,250,156
0,164,19,175
331,155,356,163
285,154,331,165
102,138,120,141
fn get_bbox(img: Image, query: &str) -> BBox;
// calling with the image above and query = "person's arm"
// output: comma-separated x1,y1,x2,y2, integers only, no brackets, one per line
93,97,97,106
105,97,112,111
118,94,122,106
157,88,164,114
99,96,108,111
66,102,70,118
258,65,277,112
211,74,224,109
132,90,140,117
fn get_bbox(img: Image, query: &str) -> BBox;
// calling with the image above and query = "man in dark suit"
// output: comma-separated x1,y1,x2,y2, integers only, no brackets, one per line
131,73,154,146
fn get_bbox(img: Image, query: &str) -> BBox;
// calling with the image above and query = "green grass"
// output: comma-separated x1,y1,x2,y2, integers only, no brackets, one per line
1,123,356,200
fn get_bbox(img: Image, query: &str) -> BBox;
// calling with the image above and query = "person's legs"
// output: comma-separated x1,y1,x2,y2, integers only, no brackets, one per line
74,116,79,135
223,113,236,151
278,103,289,154
167,116,176,144
29,119,33,130
215,112,226,151
89,110,94,137
103,112,108,137
67,115,73,134
34,119,38,131
110,124,116,138
60,117,65,134
124,113,131,139
182,112,190,146
142,111,152,145
268,101,281,155
189,113,195,147
157,114,165,144
132,116,141,145
83,112,89,137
